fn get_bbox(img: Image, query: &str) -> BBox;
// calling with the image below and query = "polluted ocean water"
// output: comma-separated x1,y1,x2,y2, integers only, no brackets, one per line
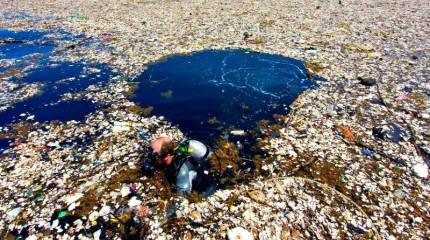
0,29,113,126
0,29,319,195
1,31,321,235
132,49,318,194
132,49,316,142
2,1,430,239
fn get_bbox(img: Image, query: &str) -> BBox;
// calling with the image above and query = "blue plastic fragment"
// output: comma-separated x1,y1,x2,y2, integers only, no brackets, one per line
389,124,402,143
362,148,372,156
139,130,148,140
272,131,280,138
372,123,403,143
347,223,365,234
404,86,413,93
94,160,102,166
26,188,33,197
223,134,229,140
0,148,5,154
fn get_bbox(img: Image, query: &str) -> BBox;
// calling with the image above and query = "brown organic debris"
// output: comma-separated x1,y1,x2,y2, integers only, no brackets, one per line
207,116,221,125
142,106,154,116
209,140,241,174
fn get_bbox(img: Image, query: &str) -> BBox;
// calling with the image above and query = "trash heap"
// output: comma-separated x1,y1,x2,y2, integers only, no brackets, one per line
0,31,49,112
0,100,184,239
1,0,429,239
164,177,376,239
0,81,42,112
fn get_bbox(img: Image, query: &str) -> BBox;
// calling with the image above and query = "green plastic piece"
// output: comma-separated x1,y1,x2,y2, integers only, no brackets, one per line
68,15,87,22
58,210,68,219
33,194,44,202
341,175,347,183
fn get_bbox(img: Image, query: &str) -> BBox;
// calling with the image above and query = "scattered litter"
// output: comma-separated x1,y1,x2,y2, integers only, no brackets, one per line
0,1,429,239
230,130,246,136
120,185,131,197
412,163,429,178
112,121,131,133
139,130,148,139
341,175,347,183
358,76,376,86
128,196,142,208
227,227,254,240
362,148,372,157
65,193,84,205
58,210,68,219
6,207,21,221
99,205,111,217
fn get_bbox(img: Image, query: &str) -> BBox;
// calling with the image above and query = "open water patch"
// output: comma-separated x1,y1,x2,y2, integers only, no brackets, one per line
0,29,113,125
133,49,319,195
133,49,316,143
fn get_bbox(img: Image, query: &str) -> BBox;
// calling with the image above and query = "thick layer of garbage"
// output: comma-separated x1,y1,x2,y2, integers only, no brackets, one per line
1,0,429,239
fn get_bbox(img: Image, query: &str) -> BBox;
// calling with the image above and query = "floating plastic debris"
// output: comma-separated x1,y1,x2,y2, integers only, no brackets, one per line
231,130,246,136
412,163,429,178
58,210,68,219
227,227,254,240
362,148,372,157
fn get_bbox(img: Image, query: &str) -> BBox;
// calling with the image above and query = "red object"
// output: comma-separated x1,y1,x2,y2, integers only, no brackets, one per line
69,188,77,194
35,145,47,151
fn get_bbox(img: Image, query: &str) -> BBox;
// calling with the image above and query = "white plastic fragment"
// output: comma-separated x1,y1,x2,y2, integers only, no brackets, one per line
89,211,99,222
120,185,131,197
74,219,83,231
66,193,84,205
51,219,59,229
6,207,22,221
99,205,111,217
412,163,429,178
230,130,246,136
26,235,37,240
112,121,131,132
93,229,102,240
227,227,253,240
68,202,77,211
128,196,142,208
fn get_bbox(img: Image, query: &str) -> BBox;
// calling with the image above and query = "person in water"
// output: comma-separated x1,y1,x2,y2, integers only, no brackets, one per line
142,137,211,194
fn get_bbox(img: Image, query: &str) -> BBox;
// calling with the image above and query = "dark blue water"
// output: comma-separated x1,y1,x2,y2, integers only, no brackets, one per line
0,138,11,149
0,29,82,63
0,29,56,60
133,50,315,142
0,29,112,125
